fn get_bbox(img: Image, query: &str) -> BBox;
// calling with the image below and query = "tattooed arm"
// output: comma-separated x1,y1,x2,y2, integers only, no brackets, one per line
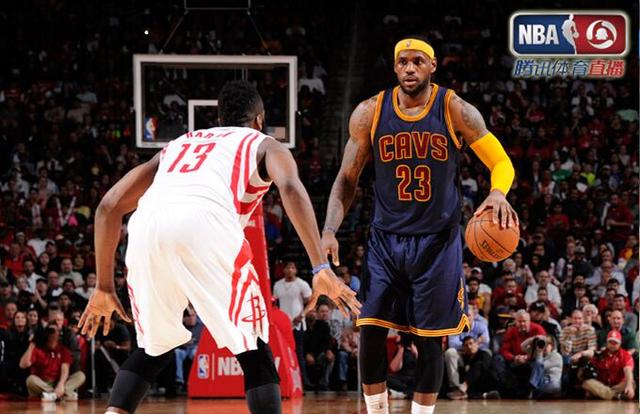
449,94,518,228
448,94,489,145
321,96,376,265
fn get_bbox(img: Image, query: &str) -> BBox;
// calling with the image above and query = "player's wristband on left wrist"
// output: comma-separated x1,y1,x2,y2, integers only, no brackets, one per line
312,263,331,275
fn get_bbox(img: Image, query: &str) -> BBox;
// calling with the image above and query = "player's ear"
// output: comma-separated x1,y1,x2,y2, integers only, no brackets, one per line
430,57,437,74
254,111,265,132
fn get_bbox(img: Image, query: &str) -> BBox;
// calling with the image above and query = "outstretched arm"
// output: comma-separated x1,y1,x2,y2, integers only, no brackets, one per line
94,152,161,293
449,94,517,228
322,96,375,264
80,153,160,337
263,139,326,267
262,139,361,317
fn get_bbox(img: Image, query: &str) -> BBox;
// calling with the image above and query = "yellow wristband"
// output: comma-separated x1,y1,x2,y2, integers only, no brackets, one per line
469,132,515,195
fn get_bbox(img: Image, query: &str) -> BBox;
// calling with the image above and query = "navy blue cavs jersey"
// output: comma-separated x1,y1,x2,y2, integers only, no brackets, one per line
370,83,462,235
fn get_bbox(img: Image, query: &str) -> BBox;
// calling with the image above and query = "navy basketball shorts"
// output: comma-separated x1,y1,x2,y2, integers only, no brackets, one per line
357,225,470,337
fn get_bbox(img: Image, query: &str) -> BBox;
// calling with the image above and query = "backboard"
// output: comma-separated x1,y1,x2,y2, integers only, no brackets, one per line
133,54,297,149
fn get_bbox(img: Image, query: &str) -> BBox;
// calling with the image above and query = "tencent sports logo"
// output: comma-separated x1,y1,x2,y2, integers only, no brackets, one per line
510,11,629,57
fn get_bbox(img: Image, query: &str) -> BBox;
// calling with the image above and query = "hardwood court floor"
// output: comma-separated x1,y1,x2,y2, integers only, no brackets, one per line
0,395,636,414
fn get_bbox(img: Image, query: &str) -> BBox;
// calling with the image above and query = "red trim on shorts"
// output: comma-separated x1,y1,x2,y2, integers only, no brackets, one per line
127,284,144,335
228,240,253,321
233,267,259,325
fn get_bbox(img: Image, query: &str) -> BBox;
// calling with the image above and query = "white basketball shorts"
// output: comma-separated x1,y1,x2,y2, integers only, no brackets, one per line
124,204,269,356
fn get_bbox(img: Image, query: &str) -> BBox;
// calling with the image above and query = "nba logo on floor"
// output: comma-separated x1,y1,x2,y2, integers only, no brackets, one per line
510,11,629,56
197,354,210,379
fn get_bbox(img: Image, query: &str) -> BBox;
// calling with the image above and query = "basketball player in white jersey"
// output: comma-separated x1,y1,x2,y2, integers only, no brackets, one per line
78,80,360,414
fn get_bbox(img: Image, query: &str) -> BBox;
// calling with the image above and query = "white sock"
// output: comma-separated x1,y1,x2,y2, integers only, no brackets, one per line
411,401,435,414
364,390,389,414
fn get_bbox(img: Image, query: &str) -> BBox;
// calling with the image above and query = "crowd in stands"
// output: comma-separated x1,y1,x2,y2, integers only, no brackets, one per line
0,0,638,404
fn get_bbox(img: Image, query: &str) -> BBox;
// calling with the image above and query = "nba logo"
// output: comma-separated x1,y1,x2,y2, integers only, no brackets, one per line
143,116,157,141
510,11,629,57
197,354,210,379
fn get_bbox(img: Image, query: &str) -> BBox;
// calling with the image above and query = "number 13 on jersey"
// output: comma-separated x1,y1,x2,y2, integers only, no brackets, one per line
166,143,217,173
395,164,432,202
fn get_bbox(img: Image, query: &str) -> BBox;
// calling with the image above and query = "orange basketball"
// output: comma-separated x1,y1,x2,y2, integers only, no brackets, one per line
465,209,520,262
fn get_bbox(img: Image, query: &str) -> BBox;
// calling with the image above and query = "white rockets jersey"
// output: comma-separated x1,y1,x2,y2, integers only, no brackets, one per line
138,127,273,228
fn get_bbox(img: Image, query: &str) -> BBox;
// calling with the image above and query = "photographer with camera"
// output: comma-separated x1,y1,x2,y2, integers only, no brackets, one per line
582,330,635,400
521,334,562,398
496,310,547,397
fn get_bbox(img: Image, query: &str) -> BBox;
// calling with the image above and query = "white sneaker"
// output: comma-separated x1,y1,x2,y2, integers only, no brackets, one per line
41,392,57,402
65,391,78,401
388,389,407,399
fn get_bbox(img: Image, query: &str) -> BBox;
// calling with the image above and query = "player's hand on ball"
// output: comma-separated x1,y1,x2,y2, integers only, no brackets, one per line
79,288,132,338
304,268,361,318
474,189,519,229
321,230,340,266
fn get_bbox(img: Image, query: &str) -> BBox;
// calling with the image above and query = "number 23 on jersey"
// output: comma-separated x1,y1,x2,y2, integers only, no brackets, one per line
395,164,432,202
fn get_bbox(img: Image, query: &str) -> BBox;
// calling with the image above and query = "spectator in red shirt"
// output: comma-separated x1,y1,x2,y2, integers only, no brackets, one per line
18,325,85,401
604,194,633,252
545,203,569,244
582,330,635,400
503,311,538,356
496,310,547,397
493,277,526,309
0,300,18,329
4,241,28,278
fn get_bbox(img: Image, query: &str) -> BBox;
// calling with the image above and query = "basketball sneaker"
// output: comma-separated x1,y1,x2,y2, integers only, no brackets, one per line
65,391,78,401
41,392,57,402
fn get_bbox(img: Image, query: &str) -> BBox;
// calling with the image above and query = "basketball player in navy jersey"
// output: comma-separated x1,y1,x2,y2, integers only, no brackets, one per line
320,37,518,413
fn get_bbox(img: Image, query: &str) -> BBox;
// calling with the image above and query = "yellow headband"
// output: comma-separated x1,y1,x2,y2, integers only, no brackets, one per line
394,38,435,60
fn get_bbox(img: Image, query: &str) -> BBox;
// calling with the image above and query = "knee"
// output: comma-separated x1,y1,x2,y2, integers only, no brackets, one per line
493,354,507,367
236,340,280,391
305,354,315,366
26,375,38,386
414,337,444,394
359,325,390,385
71,371,86,383
325,350,335,363
444,347,459,361
416,337,443,362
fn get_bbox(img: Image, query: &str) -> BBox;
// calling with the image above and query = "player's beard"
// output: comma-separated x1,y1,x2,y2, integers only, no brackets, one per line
400,76,430,98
